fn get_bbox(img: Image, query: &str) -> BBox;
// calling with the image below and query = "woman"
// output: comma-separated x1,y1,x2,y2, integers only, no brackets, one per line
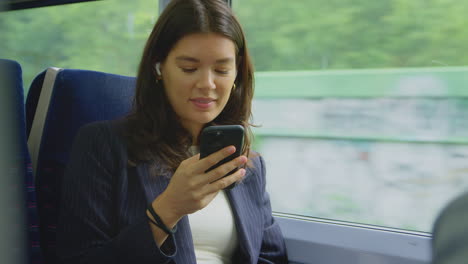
57,0,288,263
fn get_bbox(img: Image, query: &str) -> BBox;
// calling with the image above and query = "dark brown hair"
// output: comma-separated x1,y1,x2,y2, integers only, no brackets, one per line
124,0,255,173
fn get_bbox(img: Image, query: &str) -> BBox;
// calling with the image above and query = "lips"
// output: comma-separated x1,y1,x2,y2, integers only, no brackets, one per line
190,97,216,109
192,98,214,103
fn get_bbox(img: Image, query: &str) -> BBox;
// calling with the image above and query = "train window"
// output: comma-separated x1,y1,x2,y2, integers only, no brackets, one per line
233,0,468,232
2,0,467,235
0,0,158,92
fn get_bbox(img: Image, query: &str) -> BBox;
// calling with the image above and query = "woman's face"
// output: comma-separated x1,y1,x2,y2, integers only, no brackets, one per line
160,32,237,137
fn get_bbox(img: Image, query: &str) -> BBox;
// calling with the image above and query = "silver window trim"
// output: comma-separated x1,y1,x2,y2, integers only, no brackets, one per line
159,0,232,15
274,213,432,264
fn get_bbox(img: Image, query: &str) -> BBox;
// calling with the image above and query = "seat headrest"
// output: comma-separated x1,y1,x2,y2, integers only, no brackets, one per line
0,59,28,157
27,68,136,165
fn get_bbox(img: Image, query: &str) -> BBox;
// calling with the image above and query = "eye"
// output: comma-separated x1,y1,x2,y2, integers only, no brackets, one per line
215,69,230,75
181,68,196,73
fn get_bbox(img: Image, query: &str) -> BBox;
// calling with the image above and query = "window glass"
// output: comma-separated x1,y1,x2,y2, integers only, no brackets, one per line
0,0,159,92
3,0,468,233
234,0,468,232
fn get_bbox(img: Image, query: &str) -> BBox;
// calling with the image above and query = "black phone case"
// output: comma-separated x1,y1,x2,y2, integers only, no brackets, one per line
200,125,244,189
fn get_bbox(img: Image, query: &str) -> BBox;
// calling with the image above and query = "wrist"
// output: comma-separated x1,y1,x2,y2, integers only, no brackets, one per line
151,193,182,229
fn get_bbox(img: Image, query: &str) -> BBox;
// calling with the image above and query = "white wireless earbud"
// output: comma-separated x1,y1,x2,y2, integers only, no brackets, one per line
155,63,161,75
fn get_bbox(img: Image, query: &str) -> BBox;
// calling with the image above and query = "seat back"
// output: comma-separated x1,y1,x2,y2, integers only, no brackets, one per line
0,59,43,264
432,190,468,264
26,68,136,264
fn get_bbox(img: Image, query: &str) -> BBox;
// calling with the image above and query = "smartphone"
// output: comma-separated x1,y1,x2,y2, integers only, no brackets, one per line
200,125,245,189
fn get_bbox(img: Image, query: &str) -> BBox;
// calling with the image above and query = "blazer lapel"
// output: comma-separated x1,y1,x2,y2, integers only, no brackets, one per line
226,169,263,263
133,163,263,264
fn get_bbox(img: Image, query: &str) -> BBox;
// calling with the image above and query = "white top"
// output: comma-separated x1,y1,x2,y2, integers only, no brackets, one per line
188,146,238,263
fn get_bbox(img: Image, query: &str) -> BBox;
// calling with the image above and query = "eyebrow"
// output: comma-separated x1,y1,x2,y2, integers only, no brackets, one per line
175,56,234,64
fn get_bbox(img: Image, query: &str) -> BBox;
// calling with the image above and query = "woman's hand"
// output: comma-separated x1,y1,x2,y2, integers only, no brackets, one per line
150,146,247,228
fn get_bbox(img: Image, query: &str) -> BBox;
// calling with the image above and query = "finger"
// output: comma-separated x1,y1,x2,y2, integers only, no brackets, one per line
206,168,246,193
205,155,248,184
193,145,236,173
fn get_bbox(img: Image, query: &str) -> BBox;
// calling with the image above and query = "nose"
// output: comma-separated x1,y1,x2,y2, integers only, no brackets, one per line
196,70,216,90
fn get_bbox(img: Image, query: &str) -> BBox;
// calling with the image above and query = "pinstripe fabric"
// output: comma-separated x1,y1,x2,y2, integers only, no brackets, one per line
25,69,136,264
57,120,288,264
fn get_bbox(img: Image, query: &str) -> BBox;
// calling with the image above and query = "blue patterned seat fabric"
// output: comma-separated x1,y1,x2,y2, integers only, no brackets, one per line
26,68,136,264
1,58,43,264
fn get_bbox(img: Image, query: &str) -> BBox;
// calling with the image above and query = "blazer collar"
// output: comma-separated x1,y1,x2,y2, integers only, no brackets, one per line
135,162,255,263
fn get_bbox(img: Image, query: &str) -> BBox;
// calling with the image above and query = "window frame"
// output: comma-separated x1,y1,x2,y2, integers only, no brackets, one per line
7,0,100,11
275,213,432,264
159,0,232,14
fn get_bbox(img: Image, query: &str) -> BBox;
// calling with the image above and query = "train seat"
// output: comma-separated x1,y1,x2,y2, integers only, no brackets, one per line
432,190,468,264
26,68,136,263
0,58,43,264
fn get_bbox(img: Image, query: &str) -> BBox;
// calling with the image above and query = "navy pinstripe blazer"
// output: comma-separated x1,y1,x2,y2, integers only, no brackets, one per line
56,121,288,264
